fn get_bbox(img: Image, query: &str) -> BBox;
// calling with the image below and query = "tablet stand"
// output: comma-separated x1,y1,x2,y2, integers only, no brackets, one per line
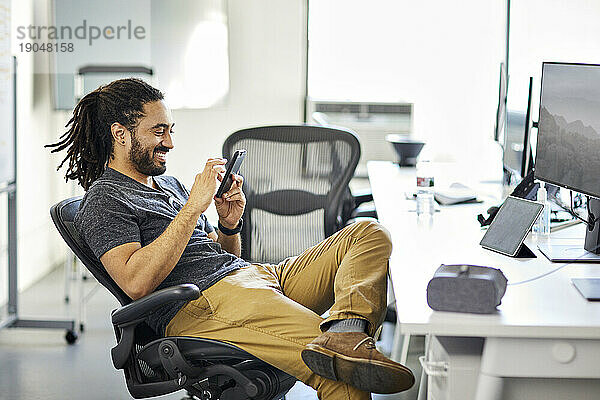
514,243,536,258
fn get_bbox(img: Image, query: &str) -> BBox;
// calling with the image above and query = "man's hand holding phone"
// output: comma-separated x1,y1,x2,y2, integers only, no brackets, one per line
214,173,246,229
187,152,246,227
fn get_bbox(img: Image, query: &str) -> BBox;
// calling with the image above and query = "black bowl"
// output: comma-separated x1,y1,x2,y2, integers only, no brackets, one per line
385,134,425,166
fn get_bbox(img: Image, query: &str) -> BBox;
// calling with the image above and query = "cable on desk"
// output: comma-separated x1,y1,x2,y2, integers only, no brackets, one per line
555,190,600,228
507,262,570,286
508,191,594,286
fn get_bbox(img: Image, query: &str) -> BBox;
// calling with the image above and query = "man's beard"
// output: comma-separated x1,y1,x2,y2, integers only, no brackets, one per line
129,133,168,176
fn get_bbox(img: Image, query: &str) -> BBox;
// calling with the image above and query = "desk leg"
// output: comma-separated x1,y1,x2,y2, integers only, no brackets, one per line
400,334,411,365
416,334,430,400
475,373,504,400
390,324,403,361
391,330,411,365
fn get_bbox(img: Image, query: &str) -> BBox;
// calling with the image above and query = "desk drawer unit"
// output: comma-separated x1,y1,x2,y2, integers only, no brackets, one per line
422,336,484,400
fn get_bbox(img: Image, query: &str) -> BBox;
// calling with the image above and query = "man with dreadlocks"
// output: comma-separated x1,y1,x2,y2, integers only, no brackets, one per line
47,78,414,398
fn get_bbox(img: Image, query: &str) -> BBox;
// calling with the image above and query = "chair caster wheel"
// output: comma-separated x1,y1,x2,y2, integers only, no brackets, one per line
66,330,78,344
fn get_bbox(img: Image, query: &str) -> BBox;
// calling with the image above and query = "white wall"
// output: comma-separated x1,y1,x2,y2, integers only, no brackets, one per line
0,0,72,307
0,0,307,304
508,0,600,115
166,0,307,222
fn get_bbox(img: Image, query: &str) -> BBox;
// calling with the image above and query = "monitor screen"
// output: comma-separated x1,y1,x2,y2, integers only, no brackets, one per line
503,78,535,180
521,77,534,178
535,62,600,198
494,63,508,143
503,110,526,176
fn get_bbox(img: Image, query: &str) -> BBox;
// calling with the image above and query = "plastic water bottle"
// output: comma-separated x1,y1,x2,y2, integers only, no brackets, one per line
416,159,435,216
534,182,550,236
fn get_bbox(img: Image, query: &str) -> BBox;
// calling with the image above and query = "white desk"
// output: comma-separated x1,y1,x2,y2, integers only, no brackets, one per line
368,161,600,399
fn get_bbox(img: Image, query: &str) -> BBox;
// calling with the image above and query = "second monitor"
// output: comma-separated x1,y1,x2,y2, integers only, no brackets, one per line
535,62,600,260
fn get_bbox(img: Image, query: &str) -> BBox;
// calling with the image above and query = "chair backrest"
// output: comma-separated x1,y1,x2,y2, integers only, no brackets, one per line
223,125,360,263
50,197,132,307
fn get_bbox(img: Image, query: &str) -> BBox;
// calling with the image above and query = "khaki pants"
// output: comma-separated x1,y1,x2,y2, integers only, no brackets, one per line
166,220,392,399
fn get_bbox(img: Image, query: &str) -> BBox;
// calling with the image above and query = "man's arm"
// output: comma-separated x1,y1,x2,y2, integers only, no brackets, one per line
101,201,202,300
100,158,226,300
208,227,241,257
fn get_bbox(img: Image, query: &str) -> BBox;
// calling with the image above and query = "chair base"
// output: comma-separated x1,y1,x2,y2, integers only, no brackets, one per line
132,336,296,399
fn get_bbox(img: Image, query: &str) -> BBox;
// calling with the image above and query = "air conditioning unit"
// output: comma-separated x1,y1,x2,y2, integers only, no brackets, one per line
306,99,413,177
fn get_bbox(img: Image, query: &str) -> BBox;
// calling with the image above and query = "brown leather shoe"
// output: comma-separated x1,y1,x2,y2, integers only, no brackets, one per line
301,332,415,393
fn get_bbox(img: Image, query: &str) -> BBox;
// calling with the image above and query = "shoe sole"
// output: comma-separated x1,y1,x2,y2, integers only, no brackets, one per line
301,344,415,394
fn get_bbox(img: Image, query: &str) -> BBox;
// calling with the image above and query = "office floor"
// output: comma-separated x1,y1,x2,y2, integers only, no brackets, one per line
0,264,424,400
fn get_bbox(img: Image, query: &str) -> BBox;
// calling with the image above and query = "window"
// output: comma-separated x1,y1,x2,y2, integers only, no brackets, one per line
308,0,506,160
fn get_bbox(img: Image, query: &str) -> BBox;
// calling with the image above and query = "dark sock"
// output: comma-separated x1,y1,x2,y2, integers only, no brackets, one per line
327,318,367,333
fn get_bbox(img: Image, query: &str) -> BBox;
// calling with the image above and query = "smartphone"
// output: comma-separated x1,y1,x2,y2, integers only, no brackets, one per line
215,149,246,198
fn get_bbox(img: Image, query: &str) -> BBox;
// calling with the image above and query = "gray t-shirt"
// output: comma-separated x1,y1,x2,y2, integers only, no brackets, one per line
74,168,248,334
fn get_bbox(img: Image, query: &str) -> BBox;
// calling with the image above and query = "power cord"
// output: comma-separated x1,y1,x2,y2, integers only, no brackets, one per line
485,189,597,286
564,191,600,228
546,190,599,228
548,190,580,218
509,222,600,286
507,262,570,286
508,191,595,286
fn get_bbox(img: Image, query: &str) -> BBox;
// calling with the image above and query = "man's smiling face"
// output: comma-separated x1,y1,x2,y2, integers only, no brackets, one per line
128,100,174,176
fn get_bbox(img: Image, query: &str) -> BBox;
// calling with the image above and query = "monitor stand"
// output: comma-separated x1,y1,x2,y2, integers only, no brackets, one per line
538,198,600,263
537,243,600,263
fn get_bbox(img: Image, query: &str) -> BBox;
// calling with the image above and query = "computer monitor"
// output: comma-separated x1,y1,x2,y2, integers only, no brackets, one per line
521,76,534,178
535,62,600,259
505,77,559,201
494,63,508,143
535,62,600,198
502,77,534,181
502,110,527,179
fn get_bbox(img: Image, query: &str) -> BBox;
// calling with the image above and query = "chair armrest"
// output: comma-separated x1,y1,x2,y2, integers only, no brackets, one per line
112,284,200,327
110,284,200,370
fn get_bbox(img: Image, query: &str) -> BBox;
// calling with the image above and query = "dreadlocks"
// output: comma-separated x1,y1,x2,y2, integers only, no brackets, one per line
46,78,164,190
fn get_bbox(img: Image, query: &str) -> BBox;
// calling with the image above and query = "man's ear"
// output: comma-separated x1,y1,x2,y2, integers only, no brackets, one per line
111,122,128,146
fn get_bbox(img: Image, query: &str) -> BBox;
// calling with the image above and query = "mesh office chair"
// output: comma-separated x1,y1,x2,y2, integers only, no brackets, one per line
50,197,295,399
223,125,395,324
222,125,362,263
